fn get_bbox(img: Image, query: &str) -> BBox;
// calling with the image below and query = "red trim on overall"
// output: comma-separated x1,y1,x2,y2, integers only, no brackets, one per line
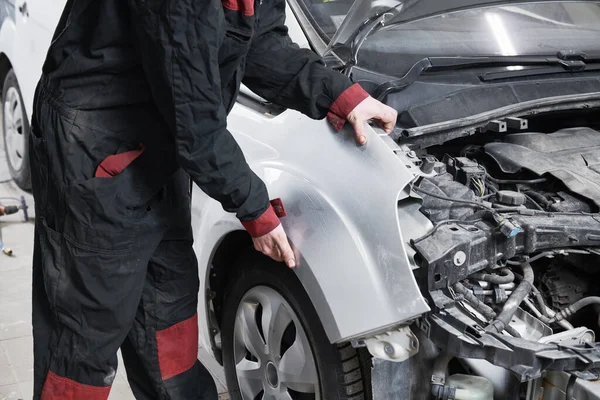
41,371,111,400
156,313,199,380
95,144,145,178
327,84,370,131
241,204,280,238
221,0,254,16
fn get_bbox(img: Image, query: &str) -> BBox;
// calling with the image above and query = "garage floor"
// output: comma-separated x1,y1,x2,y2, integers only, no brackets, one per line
0,142,229,398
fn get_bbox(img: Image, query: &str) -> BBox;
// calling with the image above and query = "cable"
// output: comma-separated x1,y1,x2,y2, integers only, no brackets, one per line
506,251,554,265
412,219,482,245
412,185,496,212
486,176,548,185
523,193,545,211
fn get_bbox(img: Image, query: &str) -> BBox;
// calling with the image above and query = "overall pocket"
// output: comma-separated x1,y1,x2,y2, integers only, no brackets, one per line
63,155,146,255
61,124,148,255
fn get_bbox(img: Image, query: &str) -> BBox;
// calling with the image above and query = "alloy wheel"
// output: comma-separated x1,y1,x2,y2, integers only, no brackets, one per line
4,86,25,172
233,286,320,400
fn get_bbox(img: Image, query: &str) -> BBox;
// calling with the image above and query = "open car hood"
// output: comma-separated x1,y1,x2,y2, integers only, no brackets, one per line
326,0,594,52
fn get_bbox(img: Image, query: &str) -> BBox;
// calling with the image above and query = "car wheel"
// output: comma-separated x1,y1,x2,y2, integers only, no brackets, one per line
222,250,371,400
2,69,31,190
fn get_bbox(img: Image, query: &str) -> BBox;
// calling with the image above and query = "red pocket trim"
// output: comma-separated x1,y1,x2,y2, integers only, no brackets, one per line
222,0,254,16
95,144,145,178
156,313,199,380
41,371,111,400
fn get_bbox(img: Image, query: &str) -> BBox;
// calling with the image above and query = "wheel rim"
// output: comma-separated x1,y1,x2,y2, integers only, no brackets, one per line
233,286,320,400
4,87,25,172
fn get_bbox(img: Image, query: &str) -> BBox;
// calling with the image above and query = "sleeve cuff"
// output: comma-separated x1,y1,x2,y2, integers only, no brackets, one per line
327,83,370,131
241,205,281,238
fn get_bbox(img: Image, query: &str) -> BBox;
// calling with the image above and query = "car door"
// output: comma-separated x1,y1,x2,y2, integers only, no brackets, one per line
13,0,66,121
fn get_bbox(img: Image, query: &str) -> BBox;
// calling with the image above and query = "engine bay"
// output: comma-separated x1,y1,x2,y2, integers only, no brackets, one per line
405,125,600,398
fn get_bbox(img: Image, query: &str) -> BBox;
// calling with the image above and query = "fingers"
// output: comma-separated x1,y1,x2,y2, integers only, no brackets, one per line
275,236,296,268
349,114,368,145
252,225,296,268
377,108,398,134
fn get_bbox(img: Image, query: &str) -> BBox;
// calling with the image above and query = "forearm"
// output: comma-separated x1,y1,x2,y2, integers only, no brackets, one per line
243,0,369,124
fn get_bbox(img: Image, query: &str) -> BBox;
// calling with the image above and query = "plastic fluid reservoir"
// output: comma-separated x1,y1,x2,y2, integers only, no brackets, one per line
446,374,494,400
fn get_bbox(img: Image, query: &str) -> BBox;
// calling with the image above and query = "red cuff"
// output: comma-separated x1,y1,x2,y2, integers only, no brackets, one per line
242,205,281,238
327,83,370,131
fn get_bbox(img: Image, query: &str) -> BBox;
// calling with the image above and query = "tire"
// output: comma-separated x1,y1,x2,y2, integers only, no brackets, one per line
222,250,371,400
2,69,31,190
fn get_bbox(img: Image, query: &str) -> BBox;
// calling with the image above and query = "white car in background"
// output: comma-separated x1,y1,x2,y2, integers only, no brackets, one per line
0,0,64,189
5,1,600,400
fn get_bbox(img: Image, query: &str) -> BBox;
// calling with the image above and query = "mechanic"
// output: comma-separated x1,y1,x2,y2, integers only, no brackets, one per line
28,0,397,399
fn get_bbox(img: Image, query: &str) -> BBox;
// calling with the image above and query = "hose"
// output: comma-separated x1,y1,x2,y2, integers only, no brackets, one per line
523,193,545,211
454,283,522,337
523,191,552,207
431,353,455,400
506,251,554,266
514,270,552,319
523,298,575,330
486,263,534,334
471,268,515,284
487,176,548,185
453,282,496,320
550,297,600,323
533,289,551,318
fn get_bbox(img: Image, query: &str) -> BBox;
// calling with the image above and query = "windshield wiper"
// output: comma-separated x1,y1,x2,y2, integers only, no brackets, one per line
374,51,600,101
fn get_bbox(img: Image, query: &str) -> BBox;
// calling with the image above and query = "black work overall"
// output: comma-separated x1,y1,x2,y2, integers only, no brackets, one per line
29,0,357,398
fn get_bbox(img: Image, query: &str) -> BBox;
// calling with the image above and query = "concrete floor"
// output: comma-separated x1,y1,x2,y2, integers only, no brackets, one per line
0,142,229,399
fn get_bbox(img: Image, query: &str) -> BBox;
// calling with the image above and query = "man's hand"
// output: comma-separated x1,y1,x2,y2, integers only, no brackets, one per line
252,224,296,268
347,97,398,145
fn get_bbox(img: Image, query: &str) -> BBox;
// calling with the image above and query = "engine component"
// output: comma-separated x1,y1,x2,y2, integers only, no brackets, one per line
540,265,588,311
495,190,526,206
452,283,496,320
444,156,486,186
487,263,534,334
445,374,494,400
422,290,600,382
494,288,508,304
492,213,522,238
484,127,600,209
363,326,419,363
538,327,595,345
421,155,437,174
471,268,514,284
551,296,600,323
532,371,600,400
549,191,592,213
413,212,600,291
418,174,479,223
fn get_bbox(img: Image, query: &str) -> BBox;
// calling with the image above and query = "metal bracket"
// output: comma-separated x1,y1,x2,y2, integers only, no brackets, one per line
364,326,420,362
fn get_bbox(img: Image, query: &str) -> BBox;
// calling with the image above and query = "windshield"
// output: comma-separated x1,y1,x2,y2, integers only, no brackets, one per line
296,1,600,77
